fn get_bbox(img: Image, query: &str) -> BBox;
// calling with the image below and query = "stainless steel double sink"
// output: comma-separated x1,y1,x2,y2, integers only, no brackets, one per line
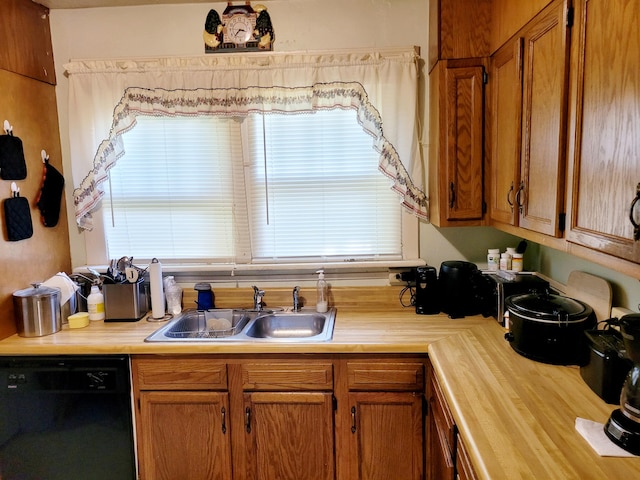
145,307,336,343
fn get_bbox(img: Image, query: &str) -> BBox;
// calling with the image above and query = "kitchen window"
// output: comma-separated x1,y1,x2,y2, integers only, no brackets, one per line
89,109,409,266
67,49,426,271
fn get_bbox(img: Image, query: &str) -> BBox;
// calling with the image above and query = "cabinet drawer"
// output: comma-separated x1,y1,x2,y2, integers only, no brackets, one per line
133,358,227,390
430,370,456,453
241,362,333,391
347,361,424,391
456,433,479,480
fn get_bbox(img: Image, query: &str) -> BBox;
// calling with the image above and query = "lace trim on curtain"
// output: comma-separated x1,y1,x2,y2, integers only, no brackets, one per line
73,81,428,229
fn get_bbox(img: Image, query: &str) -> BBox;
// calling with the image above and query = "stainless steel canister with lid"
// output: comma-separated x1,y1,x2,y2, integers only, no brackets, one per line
13,283,62,337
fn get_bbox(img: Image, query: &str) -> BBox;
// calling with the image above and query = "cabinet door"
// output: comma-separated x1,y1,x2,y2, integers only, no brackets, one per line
138,391,232,480
0,0,56,84
428,0,491,70
244,391,335,480
489,37,524,226
566,0,640,262
519,0,571,236
348,392,423,480
430,59,485,226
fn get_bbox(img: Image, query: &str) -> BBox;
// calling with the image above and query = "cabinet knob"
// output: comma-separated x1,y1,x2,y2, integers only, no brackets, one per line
449,182,456,209
515,182,525,214
245,407,251,433
351,406,357,434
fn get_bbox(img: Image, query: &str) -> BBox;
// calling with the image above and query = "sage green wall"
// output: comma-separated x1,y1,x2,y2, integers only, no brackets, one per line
538,246,639,313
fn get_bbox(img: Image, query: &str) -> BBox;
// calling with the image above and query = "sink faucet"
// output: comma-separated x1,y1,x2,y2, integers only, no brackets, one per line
252,286,265,311
292,286,301,311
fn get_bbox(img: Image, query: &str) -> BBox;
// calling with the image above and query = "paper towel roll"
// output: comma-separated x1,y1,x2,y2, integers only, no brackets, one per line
149,258,165,319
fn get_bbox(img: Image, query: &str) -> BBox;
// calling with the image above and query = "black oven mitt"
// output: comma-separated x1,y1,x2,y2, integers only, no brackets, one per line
0,121,27,180
36,150,65,227
3,183,33,241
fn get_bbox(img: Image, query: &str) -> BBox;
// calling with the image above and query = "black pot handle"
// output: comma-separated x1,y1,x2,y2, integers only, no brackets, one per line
504,332,514,342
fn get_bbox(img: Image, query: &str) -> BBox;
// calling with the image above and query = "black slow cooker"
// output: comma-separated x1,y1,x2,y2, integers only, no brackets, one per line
504,292,596,365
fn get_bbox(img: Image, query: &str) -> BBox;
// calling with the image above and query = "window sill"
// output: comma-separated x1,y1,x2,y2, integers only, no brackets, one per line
74,260,425,287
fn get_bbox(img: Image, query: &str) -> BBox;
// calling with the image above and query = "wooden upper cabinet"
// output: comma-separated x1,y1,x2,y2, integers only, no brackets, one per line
429,58,486,227
565,0,640,262
0,0,56,84
429,0,491,70
488,37,524,226
518,0,571,236
488,0,571,236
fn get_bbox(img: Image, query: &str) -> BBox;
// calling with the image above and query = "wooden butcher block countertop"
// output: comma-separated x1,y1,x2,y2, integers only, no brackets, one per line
429,321,640,479
0,285,638,478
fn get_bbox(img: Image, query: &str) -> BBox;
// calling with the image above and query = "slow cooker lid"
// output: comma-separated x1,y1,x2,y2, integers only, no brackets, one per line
506,293,590,319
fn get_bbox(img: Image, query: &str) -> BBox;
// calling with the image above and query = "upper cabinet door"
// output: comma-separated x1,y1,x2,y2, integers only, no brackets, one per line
428,0,491,70
444,64,485,222
566,0,640,262
518,0,572,236
429,59,486,227
489,37,524,226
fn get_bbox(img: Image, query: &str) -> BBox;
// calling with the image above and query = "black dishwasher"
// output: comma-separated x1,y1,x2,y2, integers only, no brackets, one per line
0,355,136,480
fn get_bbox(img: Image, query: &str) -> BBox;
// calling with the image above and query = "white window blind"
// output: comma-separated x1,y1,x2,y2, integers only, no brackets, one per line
101,109,403,264
245,110,401,261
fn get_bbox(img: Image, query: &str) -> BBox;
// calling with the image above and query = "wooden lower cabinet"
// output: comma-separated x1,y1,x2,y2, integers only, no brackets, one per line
243,392,335,480
347,392,424,480
138,391,232,480
132,355,429,480
426,361,478,480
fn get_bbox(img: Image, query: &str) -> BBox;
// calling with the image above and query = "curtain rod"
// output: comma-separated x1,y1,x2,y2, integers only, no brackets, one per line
68,45,420,64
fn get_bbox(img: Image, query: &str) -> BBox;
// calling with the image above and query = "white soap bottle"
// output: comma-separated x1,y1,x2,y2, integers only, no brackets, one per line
316,269,328,313
87,285,105,321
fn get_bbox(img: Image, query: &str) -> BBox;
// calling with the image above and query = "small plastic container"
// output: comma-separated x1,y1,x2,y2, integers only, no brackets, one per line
164,276,183,315
316,269,328,313
487,249,500,271
87,285,105,321
512,253,524,272
500,253,512,271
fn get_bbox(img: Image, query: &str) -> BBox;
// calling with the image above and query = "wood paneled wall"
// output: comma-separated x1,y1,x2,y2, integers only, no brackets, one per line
0,1,70,340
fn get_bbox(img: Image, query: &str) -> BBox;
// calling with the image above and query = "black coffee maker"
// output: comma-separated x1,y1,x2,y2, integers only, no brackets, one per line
604,314,640,454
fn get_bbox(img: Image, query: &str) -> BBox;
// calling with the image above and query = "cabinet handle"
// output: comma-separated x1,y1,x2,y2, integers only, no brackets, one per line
506,182,515,211
630,183,640,241
515,182,525,214
245,407,251,433
221,406,227,434
351,406,357,434
449,182,456,209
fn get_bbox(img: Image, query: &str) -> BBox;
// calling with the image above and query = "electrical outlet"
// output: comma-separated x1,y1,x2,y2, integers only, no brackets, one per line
388,268,417,286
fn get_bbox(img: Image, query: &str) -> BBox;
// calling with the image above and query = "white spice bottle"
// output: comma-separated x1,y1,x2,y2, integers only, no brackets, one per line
87,285,105,321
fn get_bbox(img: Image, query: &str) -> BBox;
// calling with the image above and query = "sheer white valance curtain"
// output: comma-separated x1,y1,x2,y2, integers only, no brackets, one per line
64,48,428,230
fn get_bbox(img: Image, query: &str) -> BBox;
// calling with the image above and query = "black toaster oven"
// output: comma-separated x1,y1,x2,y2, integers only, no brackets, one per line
477,273,549,325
